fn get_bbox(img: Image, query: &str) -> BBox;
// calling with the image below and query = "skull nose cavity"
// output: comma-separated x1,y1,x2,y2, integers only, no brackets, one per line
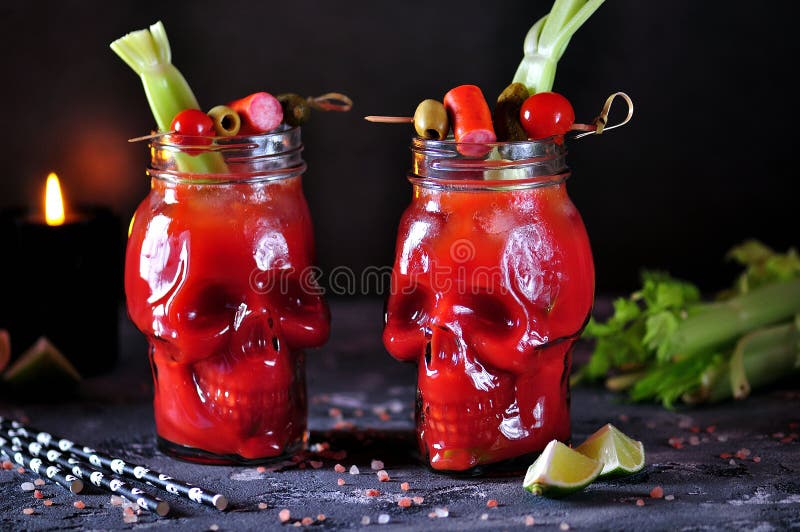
431,325,462,368
236,313,280,356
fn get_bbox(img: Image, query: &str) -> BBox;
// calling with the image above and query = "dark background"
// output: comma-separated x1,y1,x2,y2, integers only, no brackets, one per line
1,0,797,294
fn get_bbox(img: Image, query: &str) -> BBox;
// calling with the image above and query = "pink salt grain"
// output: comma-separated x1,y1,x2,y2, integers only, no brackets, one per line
2,461,13,470
706,425,717,433
301,517,314,526
486,499,499,508
376,470,390,482
123,506,135,516
279,509,291,522
258,502,269,510
334,464,346,473
317,514,326,521
73,500,86,510
398,497,412,508
43,499,53,506
33,490,44,499
371,459,385,470
525,515,535,526
650,486,664,499
665,494,675,501
401,482,410,491
23,508,35,515
337,478,346,486
17,467,25,474
753,456,762,463
635,499,645,507
33,479,45,486
412,496,424,505
309,461,323,469
365,488,381,497
256,466,267,473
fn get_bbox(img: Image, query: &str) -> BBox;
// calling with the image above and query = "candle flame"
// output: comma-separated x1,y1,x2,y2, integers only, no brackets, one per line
45,172,65,226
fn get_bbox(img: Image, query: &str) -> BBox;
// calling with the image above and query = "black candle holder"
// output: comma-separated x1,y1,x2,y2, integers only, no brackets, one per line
0,206,121,377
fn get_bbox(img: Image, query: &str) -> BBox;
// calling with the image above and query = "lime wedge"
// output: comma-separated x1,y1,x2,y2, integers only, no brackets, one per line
3,337,82,392
575,423,645,478
0,330,9,373
523,440,603,497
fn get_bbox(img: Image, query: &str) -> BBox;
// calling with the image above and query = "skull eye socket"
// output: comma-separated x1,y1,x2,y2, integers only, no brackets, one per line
389,284,435,330
176,283,238,331
457,292,518,335
279,278,326,316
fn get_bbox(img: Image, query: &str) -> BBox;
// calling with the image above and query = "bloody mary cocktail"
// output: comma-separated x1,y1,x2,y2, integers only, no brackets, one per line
383,138,594,472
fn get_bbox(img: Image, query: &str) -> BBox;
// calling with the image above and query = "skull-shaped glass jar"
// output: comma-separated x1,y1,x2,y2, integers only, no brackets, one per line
383,137,594,473
125,127,330,464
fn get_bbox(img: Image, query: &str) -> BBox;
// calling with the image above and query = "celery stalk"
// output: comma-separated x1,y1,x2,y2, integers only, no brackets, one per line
659,279,800,361
512,0,605,94
111,21,227,174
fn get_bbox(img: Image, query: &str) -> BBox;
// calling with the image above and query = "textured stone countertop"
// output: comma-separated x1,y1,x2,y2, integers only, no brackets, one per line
1,299,798,531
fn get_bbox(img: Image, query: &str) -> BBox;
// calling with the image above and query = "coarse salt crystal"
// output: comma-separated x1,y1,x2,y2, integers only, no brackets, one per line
376,470,390,482
401,482,410,491
717,435,729,442
334,464,346,473
350,465,360,475
73,500,86,509
22,508,34,515
279,508,291,522
371,459,384,470
560,522,570,531
434,507,449,518
480,513,489,520
650,486,664,499
665,494,675,501
729,459,736,466
209,525,220,531
258,502,268,510
525,515,535,526
378,514,390,524
486,499,498,508
33,479,45,486
635,499,645,507
21,482,35,491
361,516,371,525
398,497,412,508
412,496,424,505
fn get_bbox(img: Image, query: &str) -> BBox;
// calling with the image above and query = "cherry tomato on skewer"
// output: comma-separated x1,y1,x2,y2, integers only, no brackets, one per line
519,92,575,140
170,109,214,137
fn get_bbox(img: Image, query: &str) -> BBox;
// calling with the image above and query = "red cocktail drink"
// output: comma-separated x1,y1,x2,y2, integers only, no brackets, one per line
126,129,329,463
384,138,594,472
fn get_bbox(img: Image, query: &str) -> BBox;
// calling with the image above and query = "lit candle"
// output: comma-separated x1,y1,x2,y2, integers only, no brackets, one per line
0,173,121,377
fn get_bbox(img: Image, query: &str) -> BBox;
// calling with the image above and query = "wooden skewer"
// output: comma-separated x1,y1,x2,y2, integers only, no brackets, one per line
365,114,596,132
364,116,414,124
128,131,176,143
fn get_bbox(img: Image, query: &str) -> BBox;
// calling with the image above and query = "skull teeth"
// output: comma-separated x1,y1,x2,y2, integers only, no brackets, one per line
194,373,291,428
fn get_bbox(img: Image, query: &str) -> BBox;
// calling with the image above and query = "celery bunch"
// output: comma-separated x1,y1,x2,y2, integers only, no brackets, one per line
512,0,605,94
111,21,226,174
577,240,800,407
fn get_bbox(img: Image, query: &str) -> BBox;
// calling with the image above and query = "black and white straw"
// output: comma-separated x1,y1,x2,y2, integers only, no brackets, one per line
0,435,84,494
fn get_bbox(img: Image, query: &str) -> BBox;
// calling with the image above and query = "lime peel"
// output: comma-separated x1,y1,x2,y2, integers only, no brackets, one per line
3,337,82,390
523,439,602,497
575,423,645,477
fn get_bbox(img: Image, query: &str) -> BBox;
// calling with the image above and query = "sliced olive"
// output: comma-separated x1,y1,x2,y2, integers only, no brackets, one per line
413,99,449,140
207,105,241,136
277,93,312,127
493,82,529,141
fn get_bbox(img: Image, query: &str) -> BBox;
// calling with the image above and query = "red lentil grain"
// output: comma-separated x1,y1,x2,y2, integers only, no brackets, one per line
650,486,664,499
